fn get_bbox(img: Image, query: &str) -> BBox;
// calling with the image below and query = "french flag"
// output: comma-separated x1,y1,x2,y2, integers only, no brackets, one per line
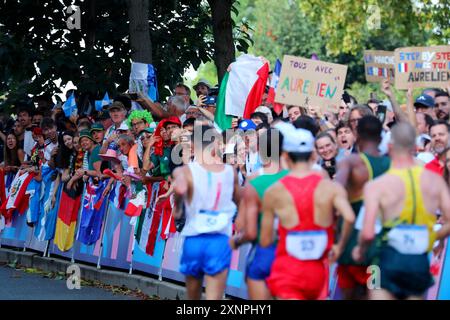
266,59,283,115
398,63,408,73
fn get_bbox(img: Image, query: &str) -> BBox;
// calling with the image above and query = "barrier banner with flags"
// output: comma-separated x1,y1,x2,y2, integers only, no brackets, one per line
77,179,108,245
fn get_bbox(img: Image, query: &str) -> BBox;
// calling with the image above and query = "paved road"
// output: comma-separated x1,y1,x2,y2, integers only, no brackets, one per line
0,265,140,300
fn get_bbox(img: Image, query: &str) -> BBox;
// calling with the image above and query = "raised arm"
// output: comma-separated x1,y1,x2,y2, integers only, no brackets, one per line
381,79,409,124
135,93,170,119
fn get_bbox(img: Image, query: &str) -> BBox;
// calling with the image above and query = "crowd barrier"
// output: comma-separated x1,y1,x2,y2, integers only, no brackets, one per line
1,171,449,300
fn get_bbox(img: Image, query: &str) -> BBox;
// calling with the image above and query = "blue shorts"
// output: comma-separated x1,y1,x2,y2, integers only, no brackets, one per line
180,233,232,278
246,243,276,281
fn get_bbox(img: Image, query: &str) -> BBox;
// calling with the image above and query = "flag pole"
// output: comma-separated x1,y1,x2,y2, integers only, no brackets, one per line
128,221,137,275
71,183,86,264
24,225,35,252
43,240,49,257
96,188,112,270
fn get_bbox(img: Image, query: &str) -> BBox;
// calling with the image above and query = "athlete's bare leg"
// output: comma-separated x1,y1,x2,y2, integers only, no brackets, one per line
205,269,229,300
186,276,203,300
247,279,273,300
368,288,396,300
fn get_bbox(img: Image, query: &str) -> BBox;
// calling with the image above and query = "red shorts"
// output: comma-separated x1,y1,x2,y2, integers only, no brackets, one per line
267,256,327,300
337,265,369,289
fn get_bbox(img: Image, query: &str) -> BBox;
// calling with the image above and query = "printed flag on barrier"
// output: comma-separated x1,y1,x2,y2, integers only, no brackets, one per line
54,184,82,251
25,178,41,225
77,179,108,245
34,165,61,241
0,171,35,222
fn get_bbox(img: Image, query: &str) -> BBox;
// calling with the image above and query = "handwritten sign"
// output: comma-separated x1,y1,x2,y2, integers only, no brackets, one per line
364,50,395,83
394,46,450,89
275,55,347,112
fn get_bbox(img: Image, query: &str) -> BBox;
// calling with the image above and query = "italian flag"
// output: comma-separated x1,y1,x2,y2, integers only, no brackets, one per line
215,54,270,130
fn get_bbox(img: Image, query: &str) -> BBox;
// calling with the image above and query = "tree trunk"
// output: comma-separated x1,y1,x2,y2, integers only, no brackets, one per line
127,0,152,64
207,0,235,84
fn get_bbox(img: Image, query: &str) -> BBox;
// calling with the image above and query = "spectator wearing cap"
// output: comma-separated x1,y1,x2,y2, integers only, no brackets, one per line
100,101,128,155
76,129,102,179
163,116,182,141
193,79,211,98
414,93,436,120
90,123,105,144
238,119,262,176
97,109,113,131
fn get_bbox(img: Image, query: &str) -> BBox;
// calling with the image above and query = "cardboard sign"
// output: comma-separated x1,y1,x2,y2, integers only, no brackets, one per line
363,50,395,83
394,46,450,89
275,55,347,112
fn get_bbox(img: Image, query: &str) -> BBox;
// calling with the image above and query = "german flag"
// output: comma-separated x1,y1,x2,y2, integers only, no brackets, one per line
54,184,82,252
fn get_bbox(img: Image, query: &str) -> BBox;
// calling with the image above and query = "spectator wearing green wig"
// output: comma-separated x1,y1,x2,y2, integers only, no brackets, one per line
127,110,154,162
127,110,154,138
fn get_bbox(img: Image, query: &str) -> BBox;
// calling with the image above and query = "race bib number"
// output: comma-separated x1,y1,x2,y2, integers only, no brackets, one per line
193,210,229,234
286,230,328,261
354,206,382,234
387,225,429,255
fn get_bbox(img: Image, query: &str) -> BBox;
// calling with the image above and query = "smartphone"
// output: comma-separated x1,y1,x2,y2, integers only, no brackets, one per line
203,96,216,105
376,105,387,123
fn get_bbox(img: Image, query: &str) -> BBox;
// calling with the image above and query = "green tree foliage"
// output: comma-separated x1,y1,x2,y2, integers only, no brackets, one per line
0,0,215,110
298,0,438,56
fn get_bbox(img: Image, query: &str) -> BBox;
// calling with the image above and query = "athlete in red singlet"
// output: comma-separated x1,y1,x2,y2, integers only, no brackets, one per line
260,125,355,300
